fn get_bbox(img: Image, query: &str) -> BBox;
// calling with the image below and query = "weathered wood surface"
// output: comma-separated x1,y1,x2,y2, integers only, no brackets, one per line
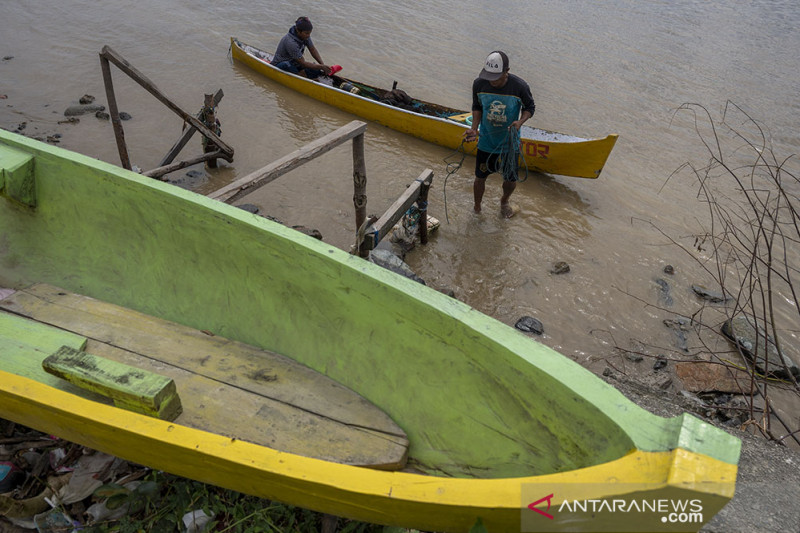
43,346,183,421
0,284,408,468
208,120,367,204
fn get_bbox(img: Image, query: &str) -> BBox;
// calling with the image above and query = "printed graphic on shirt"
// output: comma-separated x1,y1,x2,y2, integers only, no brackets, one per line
477,92,522,153
486,100,508,127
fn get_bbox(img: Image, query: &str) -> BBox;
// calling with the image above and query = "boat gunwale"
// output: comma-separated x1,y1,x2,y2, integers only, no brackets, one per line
0,368,738,531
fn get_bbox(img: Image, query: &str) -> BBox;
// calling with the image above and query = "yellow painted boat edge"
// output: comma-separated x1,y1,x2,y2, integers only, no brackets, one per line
0,370,737,532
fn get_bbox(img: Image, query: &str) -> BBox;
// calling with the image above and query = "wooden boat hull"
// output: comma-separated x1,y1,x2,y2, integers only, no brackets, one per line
231,38,618,179
0,130,738,532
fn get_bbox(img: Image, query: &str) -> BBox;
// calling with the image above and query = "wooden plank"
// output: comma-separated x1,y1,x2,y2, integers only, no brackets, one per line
42,346,183,421
0,284,408,468
208,120,367,204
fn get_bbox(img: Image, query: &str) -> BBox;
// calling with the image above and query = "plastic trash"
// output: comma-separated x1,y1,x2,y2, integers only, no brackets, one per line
0,461,25,493
183,509,214,533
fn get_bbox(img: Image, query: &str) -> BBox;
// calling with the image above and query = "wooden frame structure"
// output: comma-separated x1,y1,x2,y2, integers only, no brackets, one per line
99,46,234,178
207,120,432,257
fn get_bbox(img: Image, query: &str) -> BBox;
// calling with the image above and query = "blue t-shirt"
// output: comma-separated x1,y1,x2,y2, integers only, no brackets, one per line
272,26,314,66
471,74,535,153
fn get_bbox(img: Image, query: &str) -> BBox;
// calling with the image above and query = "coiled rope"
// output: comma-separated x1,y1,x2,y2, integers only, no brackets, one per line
489,126,528,184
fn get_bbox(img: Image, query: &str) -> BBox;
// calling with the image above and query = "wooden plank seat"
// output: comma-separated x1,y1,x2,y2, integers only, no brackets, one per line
0,283,409,469
43,346,183,421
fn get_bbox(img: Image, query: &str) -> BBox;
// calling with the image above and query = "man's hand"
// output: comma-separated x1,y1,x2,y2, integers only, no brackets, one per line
463,127,478,142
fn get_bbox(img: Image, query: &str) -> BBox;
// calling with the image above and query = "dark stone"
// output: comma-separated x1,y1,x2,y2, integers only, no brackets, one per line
95,111,110,120
691,283,730,303
625,352,644,362
550,261,570,275
292,225,323,240
663,318,690,352
79,94,95,104
119,112,132,120
2,56,13,61
236,204,260,214
721,315,800,380
368,249,426,285
515,316,544,335
663,265,675,275
602,367,613,377
655,278,673,307
64,103,105,116
653,356,668,371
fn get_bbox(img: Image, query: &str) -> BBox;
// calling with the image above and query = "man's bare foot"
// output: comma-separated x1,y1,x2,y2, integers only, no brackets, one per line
500,203,519,218
474,205,482,214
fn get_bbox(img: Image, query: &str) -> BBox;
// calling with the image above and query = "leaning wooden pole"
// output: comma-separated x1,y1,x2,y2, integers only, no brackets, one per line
352,132,367,258
99,53,131,170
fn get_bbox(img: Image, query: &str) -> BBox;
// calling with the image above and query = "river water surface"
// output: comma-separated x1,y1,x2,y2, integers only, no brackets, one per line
2,2,799,403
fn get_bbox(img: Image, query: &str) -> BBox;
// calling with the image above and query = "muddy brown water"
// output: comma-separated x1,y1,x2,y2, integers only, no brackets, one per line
1,1,798,442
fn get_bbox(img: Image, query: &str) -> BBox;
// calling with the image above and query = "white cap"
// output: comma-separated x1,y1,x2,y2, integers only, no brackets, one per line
479,51,509,81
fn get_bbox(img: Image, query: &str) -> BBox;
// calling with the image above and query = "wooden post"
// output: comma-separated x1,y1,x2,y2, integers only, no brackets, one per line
99,53,131,170
416,175,431,245
352,132,367,258
201,93,218,169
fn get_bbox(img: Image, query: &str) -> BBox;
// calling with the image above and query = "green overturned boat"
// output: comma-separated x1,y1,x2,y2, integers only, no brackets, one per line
0,128,739,532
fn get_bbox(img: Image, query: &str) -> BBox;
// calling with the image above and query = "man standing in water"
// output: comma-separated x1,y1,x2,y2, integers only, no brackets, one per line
272,17,332,79
464,51,535,218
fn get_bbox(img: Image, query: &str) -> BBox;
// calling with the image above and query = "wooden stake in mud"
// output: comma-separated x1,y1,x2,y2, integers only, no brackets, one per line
352,132,367,257
201,93,219,169
416,175,431,245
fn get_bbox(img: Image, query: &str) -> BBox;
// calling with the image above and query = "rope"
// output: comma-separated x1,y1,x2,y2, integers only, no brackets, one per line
442,139,468,224
487,126,528,183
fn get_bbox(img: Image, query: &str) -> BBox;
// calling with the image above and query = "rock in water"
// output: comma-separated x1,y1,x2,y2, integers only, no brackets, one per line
64,103,106,116
515,316,543,335
721,316,799,380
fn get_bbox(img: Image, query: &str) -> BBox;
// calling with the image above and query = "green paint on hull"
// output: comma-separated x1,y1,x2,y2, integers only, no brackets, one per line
0,130,741,477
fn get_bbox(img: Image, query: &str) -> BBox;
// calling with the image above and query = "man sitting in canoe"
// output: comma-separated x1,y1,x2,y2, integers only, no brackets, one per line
464,51,535,218
271,17,332,79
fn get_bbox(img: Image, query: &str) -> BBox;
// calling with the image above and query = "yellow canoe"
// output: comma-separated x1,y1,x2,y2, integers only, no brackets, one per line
231,37,618,179
0,129,737,532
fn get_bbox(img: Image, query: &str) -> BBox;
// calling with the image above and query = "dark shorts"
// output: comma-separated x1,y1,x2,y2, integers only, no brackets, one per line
273,60,322,79
474,148,519,182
